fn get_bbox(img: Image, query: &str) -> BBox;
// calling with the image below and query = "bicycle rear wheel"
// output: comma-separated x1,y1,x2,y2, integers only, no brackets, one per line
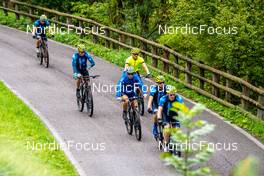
86,86,93,117
134,110,142,141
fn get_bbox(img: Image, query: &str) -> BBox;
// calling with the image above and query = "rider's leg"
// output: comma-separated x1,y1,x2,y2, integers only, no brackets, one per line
76,78,81,98
163,123,171,152
131,99,138,108
152,113,158,137
121,95,129,120
36,39,41,53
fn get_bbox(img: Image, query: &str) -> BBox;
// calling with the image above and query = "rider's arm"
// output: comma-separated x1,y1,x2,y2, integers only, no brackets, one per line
157,106,163,120
142,63,150,75
147,86,156,109
71,54,79,74
32,20,39,35
116,75,126,98
85,52,95,67
135,74,147,95
124,59,130,71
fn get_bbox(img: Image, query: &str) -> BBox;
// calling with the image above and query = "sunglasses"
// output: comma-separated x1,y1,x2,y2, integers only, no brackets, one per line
169,94,175,97
127,73,134,75
157,82,164,84
133,53,138,56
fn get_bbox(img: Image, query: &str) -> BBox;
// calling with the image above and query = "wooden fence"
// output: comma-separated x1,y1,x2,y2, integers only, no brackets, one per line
1,0,264,119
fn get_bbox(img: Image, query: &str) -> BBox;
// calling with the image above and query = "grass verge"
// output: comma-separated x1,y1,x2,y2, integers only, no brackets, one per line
0,82,78,176
1,11,264,143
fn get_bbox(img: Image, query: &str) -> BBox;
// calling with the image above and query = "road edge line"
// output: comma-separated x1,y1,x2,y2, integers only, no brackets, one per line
1,79,87,176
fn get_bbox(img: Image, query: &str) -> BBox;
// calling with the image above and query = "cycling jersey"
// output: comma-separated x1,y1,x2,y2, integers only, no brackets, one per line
34,20,50,36
159,94,184,126
149,85,167,111
72,51,95,74
116,71,147,98
125,56,145,72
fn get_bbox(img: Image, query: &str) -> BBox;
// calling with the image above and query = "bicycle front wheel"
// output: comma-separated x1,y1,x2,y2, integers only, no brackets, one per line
125,111,133,135
77,87,84,112
134,109,142,141
44,49,49,68
39,48,43,65
138,97,144,116
86,86,93,117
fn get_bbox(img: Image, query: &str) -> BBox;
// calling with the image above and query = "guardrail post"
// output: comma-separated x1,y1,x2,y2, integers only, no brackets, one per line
241,85,250,110
185,61,192,85
14,3,20,20
28,7,34,22
257,92,264,120
104,28,110,48
3,0,9,16
174,55,179,78
151,46,158,68
119,34,125,49
163,50,169,73
66,17,72,25
199,62,205,90
225,70,233,102
92,25,98,44
78,20,85,38
130,37,135,47
141,42,147,62
212,73,220,97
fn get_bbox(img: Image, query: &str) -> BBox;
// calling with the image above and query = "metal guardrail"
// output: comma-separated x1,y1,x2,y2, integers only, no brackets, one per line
1,0,264,119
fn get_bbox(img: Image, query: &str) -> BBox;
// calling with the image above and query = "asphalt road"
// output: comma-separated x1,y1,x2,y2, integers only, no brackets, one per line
0,25,263,176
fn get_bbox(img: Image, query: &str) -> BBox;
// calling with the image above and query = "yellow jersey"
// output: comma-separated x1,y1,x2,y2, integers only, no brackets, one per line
125,56,145,72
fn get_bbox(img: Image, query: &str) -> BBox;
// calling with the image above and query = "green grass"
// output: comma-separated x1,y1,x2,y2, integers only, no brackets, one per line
1,11,264,143
0,81,78,175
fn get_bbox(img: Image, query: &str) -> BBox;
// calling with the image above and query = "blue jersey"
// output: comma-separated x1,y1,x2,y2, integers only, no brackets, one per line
72,51,95,73
116,71,147,98
149,85,166,109
34,20,50,36
159,94,184,117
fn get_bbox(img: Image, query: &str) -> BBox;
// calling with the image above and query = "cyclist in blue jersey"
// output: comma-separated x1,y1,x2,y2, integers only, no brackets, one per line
32,15,50,55
72,44,95,98
147,75,167,138
157,85,184,152
116,67,147,120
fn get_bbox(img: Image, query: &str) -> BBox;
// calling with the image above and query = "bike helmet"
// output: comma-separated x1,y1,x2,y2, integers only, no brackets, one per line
40,14,47,22
131,48,140,54
166,85,177,94
127,67,135,74
155,75,165,83
77,44,85,53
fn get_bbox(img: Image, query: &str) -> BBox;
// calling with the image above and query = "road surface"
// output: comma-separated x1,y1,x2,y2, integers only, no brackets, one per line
0,25,263,176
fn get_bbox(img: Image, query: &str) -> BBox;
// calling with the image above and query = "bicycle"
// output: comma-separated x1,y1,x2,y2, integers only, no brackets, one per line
36,36,49,68
136,74,150,116
76,74,100,117
157,118,181,157
122,96,142,141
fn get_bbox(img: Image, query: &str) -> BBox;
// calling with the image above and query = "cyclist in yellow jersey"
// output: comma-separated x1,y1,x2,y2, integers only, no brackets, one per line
125,48,151,78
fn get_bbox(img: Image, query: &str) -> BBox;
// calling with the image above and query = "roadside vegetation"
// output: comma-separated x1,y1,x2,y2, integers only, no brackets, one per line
0,81,78,175
1,11,264,143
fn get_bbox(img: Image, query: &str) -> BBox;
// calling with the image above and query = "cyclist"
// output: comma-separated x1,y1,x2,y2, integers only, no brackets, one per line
32,15,50,55
124,48,151,78
147,75,167,139
157,85,184,152
72,44,95,98
116,67,148,120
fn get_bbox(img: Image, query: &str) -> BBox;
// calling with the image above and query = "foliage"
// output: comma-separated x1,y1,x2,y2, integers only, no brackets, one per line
161,103,215,176
230,156,259,176
0,80,77,175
